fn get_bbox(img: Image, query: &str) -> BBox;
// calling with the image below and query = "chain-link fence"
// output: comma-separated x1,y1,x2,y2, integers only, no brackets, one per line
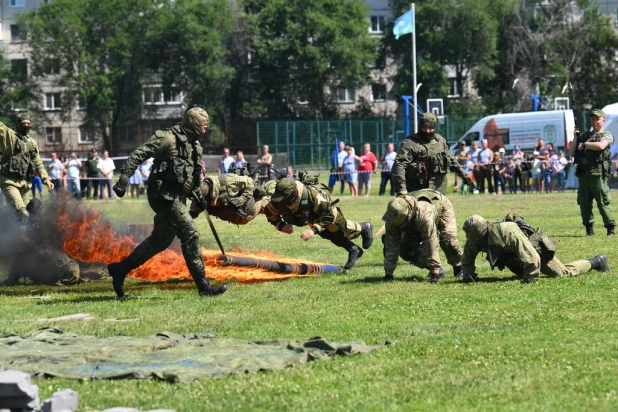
256,111,591,170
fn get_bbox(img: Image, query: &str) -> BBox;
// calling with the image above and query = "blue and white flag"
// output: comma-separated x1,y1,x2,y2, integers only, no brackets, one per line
393,9,414,40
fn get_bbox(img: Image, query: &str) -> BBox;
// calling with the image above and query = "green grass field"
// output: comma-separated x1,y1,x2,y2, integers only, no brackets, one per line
2,179,618,411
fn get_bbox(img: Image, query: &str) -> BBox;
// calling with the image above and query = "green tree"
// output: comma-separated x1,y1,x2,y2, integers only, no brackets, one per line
147,0,234,117
20,0,232,153
241,0,379,119
388,0,505,114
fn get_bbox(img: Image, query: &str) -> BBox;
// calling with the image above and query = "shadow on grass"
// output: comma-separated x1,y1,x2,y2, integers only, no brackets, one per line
346,275,428,284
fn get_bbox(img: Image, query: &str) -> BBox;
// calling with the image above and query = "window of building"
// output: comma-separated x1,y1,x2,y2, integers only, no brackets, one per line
10,25,23,42
371,84,387,102
45,93,62,110
78,127,94,144
163,88,181,104
46,127,62,144
333,88,355,104
144,87,182,104
116,126,137,142
11,59,27,81
447,79,460,98
43,58,60,75
77,96,87,110
370,16,385,34
10,0,26,7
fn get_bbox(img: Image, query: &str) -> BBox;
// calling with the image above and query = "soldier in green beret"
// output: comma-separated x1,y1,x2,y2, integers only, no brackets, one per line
0,113,53,224
265,178,374,269
570,109,615,236
392,113,474,195
461,215,610,283
107,107,228,298
382,189,462,283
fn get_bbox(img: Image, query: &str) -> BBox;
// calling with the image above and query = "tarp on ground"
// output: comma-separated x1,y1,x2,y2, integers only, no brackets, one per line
0,328,386,383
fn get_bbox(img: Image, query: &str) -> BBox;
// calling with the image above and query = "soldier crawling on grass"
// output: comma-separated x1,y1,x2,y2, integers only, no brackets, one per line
381,189,462,283
461,214,610,283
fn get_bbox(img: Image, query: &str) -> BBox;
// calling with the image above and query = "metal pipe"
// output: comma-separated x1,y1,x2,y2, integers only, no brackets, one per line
216,254,343,274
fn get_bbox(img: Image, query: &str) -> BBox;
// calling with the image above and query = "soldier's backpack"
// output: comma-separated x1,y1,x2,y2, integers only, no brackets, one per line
501,213,558,260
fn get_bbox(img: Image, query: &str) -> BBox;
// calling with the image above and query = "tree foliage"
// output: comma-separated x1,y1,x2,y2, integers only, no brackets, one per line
240,0,379,119
19,0,232,152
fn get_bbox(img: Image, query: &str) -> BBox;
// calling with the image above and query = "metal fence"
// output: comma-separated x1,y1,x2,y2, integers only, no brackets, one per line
256,111,591,170
256,116,484,169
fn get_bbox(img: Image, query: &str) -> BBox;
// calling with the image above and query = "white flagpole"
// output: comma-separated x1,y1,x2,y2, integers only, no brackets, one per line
412,3,417,134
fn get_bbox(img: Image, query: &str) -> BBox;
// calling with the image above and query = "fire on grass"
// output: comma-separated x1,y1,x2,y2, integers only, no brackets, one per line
52,196,333,283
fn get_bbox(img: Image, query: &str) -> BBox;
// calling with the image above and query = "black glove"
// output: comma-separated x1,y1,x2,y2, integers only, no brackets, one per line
229,197,245,208
189,208,201,219
113,174,129,198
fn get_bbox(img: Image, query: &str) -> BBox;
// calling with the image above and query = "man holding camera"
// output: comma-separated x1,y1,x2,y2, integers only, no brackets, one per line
570,109,615,236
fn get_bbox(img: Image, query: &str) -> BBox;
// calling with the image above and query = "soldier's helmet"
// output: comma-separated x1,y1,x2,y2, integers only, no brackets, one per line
270,178,298,203
183,107,209,138
381,197,413,226
463,215,488,242
17,112,32,123
420,113,437,129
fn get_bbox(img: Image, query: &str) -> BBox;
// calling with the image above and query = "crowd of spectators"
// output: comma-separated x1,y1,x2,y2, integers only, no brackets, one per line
453,138,575,195
44,149,153,200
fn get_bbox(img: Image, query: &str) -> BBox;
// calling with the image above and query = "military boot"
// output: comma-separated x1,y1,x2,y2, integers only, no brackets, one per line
429,268,445,284
343,242,364,270
453,265,463,280
193,274,229,296
360,222,374,249
107,256,138,297
585,224,595,236
589,254,610,272
607,225,615,237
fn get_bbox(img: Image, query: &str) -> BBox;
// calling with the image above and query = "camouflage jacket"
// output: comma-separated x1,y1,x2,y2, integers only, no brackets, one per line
204,175,257,225
384,197,442,275
462,222,540,279
574,129,613,177
120,124,202,200
391,133,467,194
0,122,49,187
265,181,335,234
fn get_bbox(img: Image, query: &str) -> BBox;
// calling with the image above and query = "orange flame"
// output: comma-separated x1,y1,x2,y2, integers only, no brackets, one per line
53,196,320,283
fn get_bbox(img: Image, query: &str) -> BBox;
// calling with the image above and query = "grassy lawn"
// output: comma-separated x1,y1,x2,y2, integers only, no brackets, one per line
2,177,618,411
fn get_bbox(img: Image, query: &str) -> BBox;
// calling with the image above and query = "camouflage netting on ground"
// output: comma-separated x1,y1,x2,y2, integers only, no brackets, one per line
0,328,386,383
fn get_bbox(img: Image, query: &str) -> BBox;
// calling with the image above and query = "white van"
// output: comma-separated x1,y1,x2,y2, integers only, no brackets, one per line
449,110,576,153
601,103,618,138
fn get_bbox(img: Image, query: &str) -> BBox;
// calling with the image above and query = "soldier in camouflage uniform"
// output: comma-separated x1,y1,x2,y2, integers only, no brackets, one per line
382,189,462,283
461,215,610,283
570,109,615,236
265,178,374,269
392,113,474,195
108,108,228,297
192,175,275,225
0,113,53,224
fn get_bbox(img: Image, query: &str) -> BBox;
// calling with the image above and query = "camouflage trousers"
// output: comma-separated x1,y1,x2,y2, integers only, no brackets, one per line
315,207,361,249
577,174,615,227
396,197,462,269
129,193,204,279
1,181,32,224
541,257,592,278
